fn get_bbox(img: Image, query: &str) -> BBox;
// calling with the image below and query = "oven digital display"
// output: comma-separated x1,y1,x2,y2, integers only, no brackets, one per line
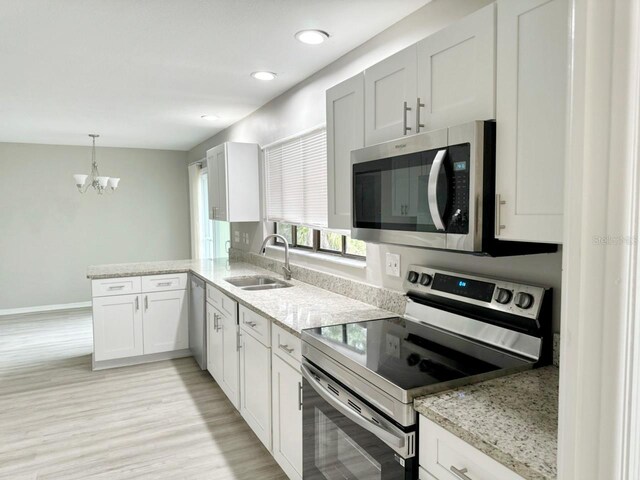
431,273,495,302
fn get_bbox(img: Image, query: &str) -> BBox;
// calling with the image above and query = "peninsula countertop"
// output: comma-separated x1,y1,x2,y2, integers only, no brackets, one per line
87,259,395,336
414,366,559,480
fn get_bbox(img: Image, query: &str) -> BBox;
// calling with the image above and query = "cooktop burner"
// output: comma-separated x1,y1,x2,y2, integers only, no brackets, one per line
304,316,527,391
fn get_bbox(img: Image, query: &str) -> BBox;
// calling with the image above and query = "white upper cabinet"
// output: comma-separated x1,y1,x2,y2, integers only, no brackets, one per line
364,45,417,145
206,141,260,223
495,0,569,243
326,73,364,230
417,3,496,131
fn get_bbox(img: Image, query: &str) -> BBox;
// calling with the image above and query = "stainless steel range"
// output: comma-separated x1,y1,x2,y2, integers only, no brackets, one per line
301,265,552,480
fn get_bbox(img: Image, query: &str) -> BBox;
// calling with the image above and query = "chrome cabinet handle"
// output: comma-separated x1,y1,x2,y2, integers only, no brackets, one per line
237,330,242,351
279,344,294,354
212,313,219,331
156,281,172,287
108,285,124,290
144,295,148,310
495,193,506,237
135,296,139,311
427,149,448,231
415,97,425,133
298,382,303,411
403,101,412,135
243,320,257,328
450,466,473,480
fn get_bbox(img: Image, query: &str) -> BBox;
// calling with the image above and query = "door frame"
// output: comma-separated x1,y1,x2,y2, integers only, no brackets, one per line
558,0,640,478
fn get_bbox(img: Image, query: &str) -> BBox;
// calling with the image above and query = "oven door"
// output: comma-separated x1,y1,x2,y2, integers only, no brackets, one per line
302,363,417,480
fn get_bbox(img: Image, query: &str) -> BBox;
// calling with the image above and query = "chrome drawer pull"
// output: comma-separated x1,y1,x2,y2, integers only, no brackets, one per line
144,295,148,310
156,281,172,287
135,296,139,311
243,320,257,328
450,466,472,480
298,382,303,411
108,285,125,290
278,344,294,354
403,101,412,135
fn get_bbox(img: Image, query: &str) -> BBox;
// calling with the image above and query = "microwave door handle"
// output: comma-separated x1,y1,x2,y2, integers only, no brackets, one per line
427,149,447,231
301,364,405,450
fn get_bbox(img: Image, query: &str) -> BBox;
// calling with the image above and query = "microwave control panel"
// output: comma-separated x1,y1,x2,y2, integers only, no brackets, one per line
446,143,470,234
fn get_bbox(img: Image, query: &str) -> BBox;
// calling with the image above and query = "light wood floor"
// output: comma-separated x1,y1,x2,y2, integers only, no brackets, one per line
0,309,288,480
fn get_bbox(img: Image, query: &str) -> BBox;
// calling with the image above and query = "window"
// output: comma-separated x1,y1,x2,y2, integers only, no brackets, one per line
265,127,366,259
275,222,366,259
265,127,328,228
320,323,367,353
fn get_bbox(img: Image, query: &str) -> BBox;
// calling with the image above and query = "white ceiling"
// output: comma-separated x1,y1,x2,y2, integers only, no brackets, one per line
0,0,429,151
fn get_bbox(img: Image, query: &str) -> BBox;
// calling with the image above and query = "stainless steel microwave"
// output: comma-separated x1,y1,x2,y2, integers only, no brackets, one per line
351,121,556,256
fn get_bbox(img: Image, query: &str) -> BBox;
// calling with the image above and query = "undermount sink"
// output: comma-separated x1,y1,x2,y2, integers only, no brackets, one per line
224,275,292,291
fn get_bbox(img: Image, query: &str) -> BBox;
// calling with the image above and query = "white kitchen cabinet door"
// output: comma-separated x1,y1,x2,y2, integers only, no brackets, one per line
142,290,188,354
495,0,568,243
220,308,240,409
206,143,227,221
364,45,417,145
326,73,364,231
271,353,302,480
240,328,272,451
206,303,223,381
93,294,143,361
417,3,496,132
206,142,260,223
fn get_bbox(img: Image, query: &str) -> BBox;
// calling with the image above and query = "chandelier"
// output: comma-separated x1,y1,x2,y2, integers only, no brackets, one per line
73,134,120,194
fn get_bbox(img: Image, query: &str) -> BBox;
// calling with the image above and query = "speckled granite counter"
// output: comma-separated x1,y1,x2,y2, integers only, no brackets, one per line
87,259,395,336
414,366,559,480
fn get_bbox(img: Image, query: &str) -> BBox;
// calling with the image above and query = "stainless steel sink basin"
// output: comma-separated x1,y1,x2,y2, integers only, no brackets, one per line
224,275,292,291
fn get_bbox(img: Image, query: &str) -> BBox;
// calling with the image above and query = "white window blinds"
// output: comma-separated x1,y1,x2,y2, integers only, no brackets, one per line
264,127,327,228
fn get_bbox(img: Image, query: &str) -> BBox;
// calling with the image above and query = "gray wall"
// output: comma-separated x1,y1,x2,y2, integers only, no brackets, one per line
188,0,564,331
0,142,190,310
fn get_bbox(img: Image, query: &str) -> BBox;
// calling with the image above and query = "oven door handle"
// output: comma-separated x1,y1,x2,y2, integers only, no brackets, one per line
301,364,405,450
427,149,447,231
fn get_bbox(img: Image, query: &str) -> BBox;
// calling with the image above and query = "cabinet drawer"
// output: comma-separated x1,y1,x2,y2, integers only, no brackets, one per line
141,273,188,293
419,416,524,480
239,305,270,346
206,284,237,318
92,277,141,297
272,323,301,368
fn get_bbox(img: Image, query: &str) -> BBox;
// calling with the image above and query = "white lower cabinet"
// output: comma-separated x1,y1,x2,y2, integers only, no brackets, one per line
271,352,302,480
93,293,143,361
419,416,524,480
92,274,189,366
207,294,240,409
142,290,188,354
239,305,272,450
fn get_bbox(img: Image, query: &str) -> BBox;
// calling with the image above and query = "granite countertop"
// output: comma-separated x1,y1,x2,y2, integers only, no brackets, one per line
87,259,395,336
414,366,559,480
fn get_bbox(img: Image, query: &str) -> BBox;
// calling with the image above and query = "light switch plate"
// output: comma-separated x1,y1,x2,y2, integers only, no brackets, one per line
385,252,400,277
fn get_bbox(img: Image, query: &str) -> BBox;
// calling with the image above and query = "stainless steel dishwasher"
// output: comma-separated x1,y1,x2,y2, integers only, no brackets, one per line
189,275,206,370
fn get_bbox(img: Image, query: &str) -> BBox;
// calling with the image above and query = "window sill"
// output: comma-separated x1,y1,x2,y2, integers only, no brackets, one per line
265,245,367,270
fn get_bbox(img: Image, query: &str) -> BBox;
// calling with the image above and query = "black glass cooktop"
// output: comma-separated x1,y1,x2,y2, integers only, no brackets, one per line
304,317,529,392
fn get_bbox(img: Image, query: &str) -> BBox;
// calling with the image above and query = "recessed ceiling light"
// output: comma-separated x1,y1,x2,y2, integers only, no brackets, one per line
251,71,277,81
201,114,220,121
295,30,330,45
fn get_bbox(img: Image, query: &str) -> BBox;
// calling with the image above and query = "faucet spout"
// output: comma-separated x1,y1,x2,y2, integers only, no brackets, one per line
259,234,292,280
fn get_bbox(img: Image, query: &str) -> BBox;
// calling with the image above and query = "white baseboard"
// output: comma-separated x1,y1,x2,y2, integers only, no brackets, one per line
0,301,92,317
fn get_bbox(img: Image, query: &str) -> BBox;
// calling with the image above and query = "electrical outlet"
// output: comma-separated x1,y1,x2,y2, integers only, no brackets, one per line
385,252,400,277
234,231,240,243
243,233,249,244
385,333,401,359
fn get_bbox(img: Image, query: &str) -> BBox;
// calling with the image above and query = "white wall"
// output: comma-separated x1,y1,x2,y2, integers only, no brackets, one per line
0,142,190,310
187,0,563,331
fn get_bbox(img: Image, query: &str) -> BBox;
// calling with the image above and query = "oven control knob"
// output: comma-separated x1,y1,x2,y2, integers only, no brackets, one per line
494,288,513,304
514,292,535,309
407,271,419,284
419,273,433,287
